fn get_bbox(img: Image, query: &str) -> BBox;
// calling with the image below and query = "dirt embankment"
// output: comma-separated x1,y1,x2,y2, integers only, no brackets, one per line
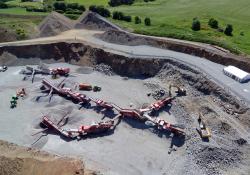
98,30,250,73
0,27,17,42
0,140,93,175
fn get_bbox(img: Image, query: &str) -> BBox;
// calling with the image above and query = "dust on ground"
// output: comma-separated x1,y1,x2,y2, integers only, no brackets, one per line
0,140,94,175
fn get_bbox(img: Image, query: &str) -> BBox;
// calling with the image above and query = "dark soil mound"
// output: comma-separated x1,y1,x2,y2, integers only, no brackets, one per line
74,11,121,31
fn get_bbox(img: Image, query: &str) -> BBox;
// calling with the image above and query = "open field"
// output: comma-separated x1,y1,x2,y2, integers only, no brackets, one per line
6,0,43,8
65,0,108,7
0,15,43,42
0,7,48,15
108,0,250,55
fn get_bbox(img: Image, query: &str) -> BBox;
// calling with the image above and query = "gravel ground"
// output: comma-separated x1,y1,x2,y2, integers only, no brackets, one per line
0,63,197,175
0,62,249,175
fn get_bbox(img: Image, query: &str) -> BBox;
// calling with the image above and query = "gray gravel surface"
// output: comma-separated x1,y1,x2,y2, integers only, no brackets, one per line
0,63,198,175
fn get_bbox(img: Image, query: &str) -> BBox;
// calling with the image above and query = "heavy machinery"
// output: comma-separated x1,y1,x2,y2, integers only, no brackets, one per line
20,64,50,83
91,98,113,110
16,88,26,98
143,114,185,135
0,65,7,72
10,95,18,108
40,115,114,140
137,97,173,115
93,86,101,92
79,83,92,91
112,104,144,120
37,79,185,139
169,84,186,97
40,79,91,105
78,83,101,92
68,120,114,140
10,88,27,108
197,113,212,139
51,67,70,78
148,97,173,112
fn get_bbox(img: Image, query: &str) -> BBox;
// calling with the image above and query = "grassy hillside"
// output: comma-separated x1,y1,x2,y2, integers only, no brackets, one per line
0,15,42,41
0,0,249,55
0,7,48,15
108,0,250,55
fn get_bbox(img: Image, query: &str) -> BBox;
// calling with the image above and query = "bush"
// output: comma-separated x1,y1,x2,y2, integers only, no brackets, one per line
134,16,141,24
113,11,124,20
55,9,64,14
144,17,151,26
67,3,78,9
109,0,134,7
53,2,66,12
16,28,26,40
78,5,85,11
65,9,83,15
89,5,110,18
192,18,200,31
123,15,132,22
98,6,110,17
208,18,218,29
66,3,85,11
64,14,79,20
44,5,53,12
112,11,131,22
224,24,233,36
0,2,8,9
89,5,97,12
26,7,47,12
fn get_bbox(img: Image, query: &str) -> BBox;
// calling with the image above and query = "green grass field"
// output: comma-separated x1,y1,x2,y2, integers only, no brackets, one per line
0,0,249,55
65,0,109,7
0,7,48,15
6,0,43,8
107,0,250,54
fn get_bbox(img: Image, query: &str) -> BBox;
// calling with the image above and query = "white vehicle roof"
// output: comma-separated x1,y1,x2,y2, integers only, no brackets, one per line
223,65,249,79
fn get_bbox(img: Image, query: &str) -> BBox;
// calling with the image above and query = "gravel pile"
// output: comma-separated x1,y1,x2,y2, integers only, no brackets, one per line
39,12,74,37
75,11,122,31
94,63,114,76
143,82,167,100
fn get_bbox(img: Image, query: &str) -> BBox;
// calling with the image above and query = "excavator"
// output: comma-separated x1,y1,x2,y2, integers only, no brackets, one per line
197,112,212,139
51,67,70,78
169,84,186,97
